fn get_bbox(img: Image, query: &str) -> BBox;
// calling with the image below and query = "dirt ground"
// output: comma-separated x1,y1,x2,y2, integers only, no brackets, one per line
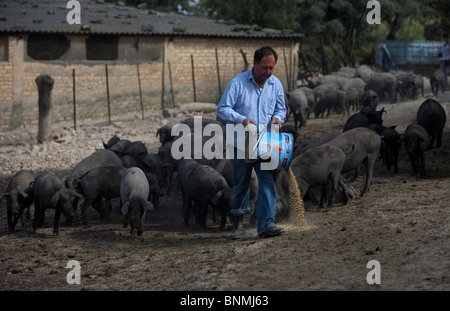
0,80,449,294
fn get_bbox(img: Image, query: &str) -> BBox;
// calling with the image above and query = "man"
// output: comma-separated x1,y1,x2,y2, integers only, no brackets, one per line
439,33,450,91
217,46,287,239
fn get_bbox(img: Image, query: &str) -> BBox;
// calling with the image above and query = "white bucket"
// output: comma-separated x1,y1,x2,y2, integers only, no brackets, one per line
245,125,294,170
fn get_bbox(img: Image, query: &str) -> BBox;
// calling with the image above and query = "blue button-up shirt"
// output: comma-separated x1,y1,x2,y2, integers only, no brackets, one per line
440,41,450,61
217,69,287,126
217,69,287,152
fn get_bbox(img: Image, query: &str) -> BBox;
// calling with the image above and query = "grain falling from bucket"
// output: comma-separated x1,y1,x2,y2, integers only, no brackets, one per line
286,167,311,231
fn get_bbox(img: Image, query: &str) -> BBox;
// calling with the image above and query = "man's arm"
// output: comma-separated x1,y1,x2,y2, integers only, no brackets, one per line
217,81,247,125
271,81,287,124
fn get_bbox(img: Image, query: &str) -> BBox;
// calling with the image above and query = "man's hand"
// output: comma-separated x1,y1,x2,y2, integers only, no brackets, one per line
243,118,256,127
271,118,281,125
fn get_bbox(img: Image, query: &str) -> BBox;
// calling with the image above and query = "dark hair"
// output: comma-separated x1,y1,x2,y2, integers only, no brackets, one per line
254,46,278,64
444,33,449,38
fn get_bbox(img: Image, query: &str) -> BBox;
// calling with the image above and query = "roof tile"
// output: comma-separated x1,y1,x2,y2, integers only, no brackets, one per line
0,0,303,38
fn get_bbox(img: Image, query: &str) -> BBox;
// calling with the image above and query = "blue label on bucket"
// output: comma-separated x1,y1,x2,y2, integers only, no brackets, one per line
257,132,293,170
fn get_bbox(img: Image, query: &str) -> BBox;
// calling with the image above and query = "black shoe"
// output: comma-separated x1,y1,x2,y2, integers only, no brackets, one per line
259,226,285,239
230,215,245,240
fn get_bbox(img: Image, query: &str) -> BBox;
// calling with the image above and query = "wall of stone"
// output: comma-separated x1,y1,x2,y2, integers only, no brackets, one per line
0,37,14,129
166,37,298,105
0,34,298,132
20,61,163,126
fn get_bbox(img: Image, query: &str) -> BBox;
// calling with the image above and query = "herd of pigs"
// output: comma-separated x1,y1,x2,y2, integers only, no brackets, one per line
1,64,447,238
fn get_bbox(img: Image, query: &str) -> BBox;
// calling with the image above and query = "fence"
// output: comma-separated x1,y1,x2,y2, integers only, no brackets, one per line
376,40,442,75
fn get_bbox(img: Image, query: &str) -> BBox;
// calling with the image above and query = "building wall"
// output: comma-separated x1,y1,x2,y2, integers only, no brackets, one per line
0,34,164,131
165,37,299,106
0,34,299,132
0,36,14,129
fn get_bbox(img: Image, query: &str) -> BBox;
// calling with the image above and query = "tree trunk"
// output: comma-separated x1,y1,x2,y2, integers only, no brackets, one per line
239,49,249,72
319,39,328,75
35,74,54,144
386,16,399,41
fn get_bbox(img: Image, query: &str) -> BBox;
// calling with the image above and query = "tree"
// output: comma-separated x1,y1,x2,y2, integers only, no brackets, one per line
380,0,427,40
425,0,450,40
110,0,192,13
292,0,438,72
293,0,370,72
197,0,297,30
119,0,445,73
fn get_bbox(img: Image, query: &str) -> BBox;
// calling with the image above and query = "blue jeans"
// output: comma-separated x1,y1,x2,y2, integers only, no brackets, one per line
230,157,277,235
440,60,449,91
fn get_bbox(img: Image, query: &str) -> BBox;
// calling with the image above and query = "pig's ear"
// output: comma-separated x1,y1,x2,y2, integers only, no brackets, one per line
418,135,429,142
121,202,130,215
211,190,224,205
342,143,355,155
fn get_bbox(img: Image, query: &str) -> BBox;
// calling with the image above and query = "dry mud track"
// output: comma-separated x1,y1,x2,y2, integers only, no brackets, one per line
0,95,449,293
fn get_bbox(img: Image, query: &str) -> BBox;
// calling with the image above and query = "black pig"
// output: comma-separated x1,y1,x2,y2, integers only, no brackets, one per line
1,170,35,233
400,123,429,177
416,99,446,150
33,172,77,236
75,165,126,224
183,164,232,229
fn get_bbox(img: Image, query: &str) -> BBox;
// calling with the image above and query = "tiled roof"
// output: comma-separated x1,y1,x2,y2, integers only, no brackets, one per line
0,0,304,39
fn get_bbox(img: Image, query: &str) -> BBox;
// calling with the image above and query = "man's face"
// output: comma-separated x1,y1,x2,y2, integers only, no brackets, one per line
444,36,449,42
253,55,276,84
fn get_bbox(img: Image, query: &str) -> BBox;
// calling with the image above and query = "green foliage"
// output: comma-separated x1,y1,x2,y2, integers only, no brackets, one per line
396,18,425,41
424,0,450,40
198,0,296,30
119,0,449,73
117,0,192,13
292,0,440,72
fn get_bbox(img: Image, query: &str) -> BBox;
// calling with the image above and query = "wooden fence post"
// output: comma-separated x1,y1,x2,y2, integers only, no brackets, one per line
161,52,165,109
168,61,175,108
283,49,291,92
72,69,76,130
191,54,197,102
35,74,54,144
105,64,111,125
215,47,222,95
136,64,144,120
